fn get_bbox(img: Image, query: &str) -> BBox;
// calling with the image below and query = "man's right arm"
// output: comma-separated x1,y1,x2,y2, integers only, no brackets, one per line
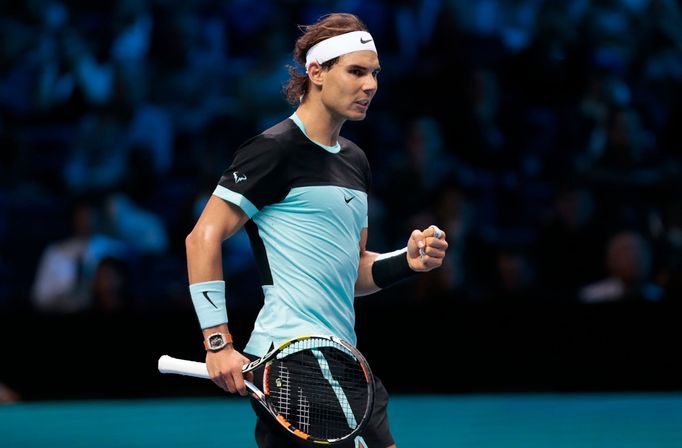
185,195,253,395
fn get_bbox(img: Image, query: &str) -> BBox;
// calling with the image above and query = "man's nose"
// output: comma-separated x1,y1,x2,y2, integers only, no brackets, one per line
363,75,377,93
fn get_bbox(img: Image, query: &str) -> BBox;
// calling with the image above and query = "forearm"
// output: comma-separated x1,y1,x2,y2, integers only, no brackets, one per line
188,230,243,396
356,246,417,297
186,231,229,331
354,225,448,297
186,196,249,331
186,229,225,283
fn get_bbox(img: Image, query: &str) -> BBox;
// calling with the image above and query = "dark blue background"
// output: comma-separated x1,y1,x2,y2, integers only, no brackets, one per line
1,0,681,400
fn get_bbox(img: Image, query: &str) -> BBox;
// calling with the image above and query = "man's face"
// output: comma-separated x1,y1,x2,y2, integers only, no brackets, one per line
320,51,380,121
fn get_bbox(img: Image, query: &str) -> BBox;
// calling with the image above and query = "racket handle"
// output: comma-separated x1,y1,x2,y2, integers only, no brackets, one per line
158,355,260,397
158,355,209,379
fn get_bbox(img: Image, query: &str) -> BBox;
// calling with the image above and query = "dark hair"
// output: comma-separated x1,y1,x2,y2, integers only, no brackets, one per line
284,13,368,105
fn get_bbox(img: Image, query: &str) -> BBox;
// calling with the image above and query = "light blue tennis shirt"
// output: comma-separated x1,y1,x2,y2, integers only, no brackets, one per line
213,113,370,356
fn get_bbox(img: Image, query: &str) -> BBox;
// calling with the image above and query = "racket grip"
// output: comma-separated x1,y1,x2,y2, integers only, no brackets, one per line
158,355,260,397
158,355,210,379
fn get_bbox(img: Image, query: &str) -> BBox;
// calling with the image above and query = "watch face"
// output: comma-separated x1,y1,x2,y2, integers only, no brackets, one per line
209,334,224,349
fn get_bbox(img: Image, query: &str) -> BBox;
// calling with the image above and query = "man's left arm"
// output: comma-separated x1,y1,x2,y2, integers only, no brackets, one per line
355,226,448,297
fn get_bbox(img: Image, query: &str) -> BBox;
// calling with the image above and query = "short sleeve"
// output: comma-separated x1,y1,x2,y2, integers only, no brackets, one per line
213,136,288,218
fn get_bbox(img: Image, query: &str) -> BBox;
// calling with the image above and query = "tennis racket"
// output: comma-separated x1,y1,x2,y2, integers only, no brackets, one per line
158,335,375,444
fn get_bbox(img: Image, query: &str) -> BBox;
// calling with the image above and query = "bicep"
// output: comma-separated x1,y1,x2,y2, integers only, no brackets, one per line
187,196,249,282
193,195,249,242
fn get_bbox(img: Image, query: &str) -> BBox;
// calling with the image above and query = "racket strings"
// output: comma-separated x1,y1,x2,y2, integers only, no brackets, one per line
297,386,310,434
267,338,371,440
275,365,291,421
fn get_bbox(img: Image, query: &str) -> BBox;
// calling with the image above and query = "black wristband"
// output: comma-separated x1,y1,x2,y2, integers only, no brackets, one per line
372,248,418,289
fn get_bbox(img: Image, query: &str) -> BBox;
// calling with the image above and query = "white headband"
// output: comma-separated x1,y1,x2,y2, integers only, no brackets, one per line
305,31,377,70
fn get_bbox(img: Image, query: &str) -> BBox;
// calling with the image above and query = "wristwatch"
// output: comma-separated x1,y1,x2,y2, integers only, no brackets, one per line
204,332,233,352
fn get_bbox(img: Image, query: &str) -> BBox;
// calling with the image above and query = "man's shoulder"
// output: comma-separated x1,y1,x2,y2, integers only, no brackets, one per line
338,135,360,149
338,135,369,163
261,118,298,139
237,118,299,152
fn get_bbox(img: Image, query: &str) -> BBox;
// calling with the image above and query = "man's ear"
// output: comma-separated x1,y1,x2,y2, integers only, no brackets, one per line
307,63,325,87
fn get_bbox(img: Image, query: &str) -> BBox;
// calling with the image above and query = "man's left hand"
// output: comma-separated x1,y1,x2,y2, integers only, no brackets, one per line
406,225,448,272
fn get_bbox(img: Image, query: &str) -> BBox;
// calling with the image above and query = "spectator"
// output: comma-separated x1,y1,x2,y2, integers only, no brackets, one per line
535,185,605,301
62,107,130,195
579,230,664,303
31,198,129,313
104,192,169,256
91,256,132,312
488,247,541,304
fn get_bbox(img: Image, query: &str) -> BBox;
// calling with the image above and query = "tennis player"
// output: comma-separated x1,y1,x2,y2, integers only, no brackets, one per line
185,13,448,448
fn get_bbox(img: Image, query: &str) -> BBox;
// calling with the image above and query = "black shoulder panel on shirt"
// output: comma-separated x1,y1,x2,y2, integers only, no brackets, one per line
219,119,371,210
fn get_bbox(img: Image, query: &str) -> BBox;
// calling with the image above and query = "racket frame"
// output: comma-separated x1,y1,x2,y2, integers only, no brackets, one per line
159,334,375,445
244,335,375,444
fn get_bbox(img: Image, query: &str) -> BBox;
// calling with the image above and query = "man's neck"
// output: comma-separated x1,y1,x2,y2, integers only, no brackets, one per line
295,101,345,146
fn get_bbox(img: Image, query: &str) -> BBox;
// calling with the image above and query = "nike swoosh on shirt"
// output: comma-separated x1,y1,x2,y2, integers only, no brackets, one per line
202,291,218,309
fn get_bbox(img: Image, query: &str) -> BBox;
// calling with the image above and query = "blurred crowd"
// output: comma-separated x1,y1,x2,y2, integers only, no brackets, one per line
1,0,682,315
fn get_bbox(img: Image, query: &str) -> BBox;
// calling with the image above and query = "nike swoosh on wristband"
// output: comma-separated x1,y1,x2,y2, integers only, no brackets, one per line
344,196,354,204
202,291,218,309
360,37,372,44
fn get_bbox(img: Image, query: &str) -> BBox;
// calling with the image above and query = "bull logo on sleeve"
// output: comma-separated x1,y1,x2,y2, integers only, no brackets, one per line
233,171,248,183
